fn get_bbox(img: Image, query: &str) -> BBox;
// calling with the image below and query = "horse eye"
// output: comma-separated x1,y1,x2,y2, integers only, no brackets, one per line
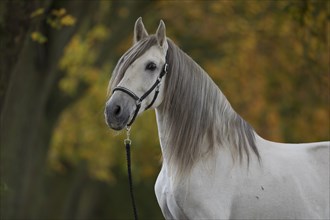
146,62,157,71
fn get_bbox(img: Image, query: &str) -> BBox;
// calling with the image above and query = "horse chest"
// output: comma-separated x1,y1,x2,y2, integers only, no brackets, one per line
154,164,233,219
155,167,188,219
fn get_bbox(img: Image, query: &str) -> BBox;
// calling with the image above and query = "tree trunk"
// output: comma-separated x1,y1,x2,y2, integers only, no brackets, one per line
0,1,97,219
1,0,154,219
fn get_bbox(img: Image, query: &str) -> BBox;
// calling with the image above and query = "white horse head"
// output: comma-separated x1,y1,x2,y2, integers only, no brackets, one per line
105,18,168,130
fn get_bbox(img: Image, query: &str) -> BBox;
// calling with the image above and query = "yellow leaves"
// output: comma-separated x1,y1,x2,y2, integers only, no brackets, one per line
49,76,119,183
58,25,109,96
58,75,78,96
210,2,223,14
30,8,45,18
51,8,67,17
30,7,76,44
47,8,76,29
264,110,282,141
60,15,76,26
49,24,116,183
187,6,202,19
91,169,115,183
87,25,109,41
49,0,329,185
30,31,47,44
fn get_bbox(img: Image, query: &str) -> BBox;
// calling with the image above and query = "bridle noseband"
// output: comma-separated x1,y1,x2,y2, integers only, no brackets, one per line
112,63,168,126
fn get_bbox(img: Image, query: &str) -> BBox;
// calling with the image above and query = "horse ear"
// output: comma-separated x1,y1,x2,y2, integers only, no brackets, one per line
134,17,148,44
156,20,166,47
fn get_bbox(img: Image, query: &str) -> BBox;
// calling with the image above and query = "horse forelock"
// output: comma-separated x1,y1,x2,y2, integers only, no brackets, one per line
108,36,158,95
160,39,260,179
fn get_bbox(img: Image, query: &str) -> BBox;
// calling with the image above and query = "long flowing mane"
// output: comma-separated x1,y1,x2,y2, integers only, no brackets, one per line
109,35,260,178
106,19,329,220
159,39,260,177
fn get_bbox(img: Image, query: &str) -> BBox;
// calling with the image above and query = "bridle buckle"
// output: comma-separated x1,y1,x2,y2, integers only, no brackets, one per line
136,99,142,106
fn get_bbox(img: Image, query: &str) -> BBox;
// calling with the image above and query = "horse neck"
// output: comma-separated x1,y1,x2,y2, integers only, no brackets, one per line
155,41,259,180
155,42,240,179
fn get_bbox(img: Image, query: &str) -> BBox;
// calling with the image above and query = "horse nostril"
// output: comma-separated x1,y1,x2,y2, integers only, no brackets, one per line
113,105,121,116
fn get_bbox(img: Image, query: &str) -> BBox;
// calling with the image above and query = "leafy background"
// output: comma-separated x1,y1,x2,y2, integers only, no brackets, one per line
1,1,328,219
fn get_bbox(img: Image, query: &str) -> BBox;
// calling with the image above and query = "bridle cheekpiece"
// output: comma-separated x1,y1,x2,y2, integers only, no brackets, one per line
112,62,168,127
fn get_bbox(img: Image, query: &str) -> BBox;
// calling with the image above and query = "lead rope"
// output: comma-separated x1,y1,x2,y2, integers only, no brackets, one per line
124,126,138,220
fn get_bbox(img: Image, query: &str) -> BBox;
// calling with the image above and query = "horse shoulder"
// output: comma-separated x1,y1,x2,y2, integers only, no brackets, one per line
155,166,188,219
170,156,236,219
155,162,233,219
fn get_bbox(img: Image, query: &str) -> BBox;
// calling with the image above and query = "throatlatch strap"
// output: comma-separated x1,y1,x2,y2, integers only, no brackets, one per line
144,88,160,110
127,104,141,127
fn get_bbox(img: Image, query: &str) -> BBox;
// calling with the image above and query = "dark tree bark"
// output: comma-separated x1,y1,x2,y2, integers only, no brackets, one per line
0,0,153,219
0,1,97,219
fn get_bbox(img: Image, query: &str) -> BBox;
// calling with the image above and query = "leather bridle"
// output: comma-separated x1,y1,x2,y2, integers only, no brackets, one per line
112,62,168,126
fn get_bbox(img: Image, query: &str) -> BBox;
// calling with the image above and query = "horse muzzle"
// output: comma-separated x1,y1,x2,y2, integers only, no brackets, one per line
104,93,136,130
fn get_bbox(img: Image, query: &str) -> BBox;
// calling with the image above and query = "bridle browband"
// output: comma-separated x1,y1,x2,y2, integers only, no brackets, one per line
112,62,168,126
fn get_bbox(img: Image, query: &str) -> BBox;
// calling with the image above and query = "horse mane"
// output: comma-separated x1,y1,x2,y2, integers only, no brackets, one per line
159,39,260,178
108,35,260,179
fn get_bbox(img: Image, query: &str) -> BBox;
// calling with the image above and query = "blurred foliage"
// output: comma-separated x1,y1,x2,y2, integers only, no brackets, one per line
43,0,329,219
156,0,328,141
30,7,76,44
50,0,329,183
49,24,111,181
30,7,45,18
58,25,108,96
30,31,47,44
